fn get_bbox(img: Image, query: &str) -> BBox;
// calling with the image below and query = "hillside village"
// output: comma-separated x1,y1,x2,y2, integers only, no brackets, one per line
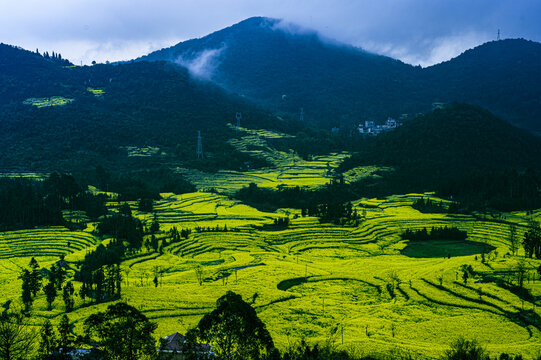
358,117,401,135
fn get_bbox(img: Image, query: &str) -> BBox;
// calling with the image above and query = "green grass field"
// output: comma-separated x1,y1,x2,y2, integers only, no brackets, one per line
1,190,540,358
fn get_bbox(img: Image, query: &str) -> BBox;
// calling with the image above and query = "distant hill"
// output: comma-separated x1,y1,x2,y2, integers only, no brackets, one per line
0,43,72,103
425,39,541,132
0,43,300,172
140,17,541,133
341,103,541,210
342,103,541,171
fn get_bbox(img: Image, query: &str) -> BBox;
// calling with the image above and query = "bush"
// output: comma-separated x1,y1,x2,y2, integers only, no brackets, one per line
444,337,489,360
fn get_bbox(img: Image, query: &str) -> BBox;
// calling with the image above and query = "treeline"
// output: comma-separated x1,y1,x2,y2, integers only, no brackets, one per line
79,166,196,201
0,174,107,231
401,226,468,242
412,198,461,214
235,182,365,225
235,180,356,212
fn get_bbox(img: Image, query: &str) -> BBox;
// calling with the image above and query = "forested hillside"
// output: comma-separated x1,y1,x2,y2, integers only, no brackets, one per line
0,43,302,172
341,103,541,210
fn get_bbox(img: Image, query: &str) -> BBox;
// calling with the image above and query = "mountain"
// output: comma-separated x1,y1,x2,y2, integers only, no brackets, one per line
425,39,541,132
0,43,300,173
139,17,424,128
140,17,541,133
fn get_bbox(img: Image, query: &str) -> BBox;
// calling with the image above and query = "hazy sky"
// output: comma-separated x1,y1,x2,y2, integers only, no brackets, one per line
1,0,540,66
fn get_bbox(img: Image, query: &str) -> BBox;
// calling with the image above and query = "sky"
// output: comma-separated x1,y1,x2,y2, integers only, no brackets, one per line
1,0,540,67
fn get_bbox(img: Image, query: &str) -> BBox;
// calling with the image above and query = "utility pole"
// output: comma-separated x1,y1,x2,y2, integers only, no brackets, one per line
236,112,242,132
196,131,203,159
497,29,501,41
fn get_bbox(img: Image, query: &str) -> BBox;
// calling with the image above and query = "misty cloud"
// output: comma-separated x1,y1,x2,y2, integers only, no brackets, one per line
175,46,226,80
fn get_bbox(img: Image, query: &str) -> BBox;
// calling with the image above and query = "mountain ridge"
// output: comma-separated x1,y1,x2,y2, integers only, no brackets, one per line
139,17,541,132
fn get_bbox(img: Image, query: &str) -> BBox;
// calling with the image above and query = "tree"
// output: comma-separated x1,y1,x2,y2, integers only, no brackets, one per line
62,282,75,312
0,313,36,360
44,282,57,310
29,257,42,297
195,266,204,286
137,198,153,213
150,214,160,234
39,319,57,357
150,235,159,252
57,315,73,354
460,265,473,284
508,224,518,255
194,291,275,360
516,260,527,288
84,302,157,360
20,270,33,312
119,203,132,216
48,265,57,290
444,337,489,360
54,265,66,291
523,221,541,258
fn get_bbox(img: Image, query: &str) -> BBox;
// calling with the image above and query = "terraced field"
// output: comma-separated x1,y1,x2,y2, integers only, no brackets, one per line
179,126,385,192
0,227,98,259
22,96,74,108
1,189,540,358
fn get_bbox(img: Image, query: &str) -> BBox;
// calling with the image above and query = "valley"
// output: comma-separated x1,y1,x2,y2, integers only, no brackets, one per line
1,12,541,360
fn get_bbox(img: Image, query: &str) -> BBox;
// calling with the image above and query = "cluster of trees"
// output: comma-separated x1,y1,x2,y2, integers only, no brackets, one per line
39,315,75,358
78,264,122,304
75,244,124,301
194,224,232,233
0,174,107,231
137,198,154,212
303,201,360,225
523,221,541,259
271,217,290,228
401,226,468,242
0,303,155,360
96,214,144,249
85,166,196,202
412,198,461,214
169,226,192,241
235,182,356,213
36,49,71,65
20,258,77,312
